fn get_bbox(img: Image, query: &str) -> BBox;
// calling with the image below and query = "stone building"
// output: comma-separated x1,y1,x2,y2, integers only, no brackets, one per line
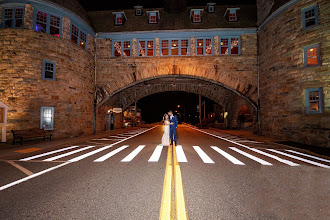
0,0,328,148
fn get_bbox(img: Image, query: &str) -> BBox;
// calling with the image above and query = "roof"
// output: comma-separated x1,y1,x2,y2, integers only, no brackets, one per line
88,5,257,33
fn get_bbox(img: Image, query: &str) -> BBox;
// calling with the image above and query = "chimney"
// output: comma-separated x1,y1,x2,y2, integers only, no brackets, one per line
163,0,187,14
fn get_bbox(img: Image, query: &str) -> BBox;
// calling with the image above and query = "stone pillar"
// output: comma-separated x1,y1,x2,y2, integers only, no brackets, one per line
214,36,219,55
132,38,137,57
24,4,33,29
190,37,195,56
155,38,160,56
62,16,71,40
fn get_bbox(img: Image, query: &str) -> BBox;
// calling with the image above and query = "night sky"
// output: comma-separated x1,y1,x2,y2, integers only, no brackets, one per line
78,0,256,11
137,92,217,124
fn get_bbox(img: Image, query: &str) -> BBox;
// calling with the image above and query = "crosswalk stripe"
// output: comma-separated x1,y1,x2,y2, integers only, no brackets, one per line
175,145,188,163
193,146,214,164
268,149,330,169
230,147,272,165
121,145,145,162
20,146,80,161
94,145,129,162
285,150,330,163
44,146,96,161
148,145,163,162
248,148,300,166
211,146,245,165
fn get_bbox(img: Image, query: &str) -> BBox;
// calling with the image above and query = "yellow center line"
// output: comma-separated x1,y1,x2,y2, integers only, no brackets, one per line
160,144,188,220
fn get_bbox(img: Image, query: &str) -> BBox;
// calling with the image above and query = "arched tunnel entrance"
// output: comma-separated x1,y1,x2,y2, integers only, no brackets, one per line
96,75,257,132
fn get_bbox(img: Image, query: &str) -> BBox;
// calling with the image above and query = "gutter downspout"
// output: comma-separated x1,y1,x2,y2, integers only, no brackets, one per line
93,34,98,134
257,28,261,136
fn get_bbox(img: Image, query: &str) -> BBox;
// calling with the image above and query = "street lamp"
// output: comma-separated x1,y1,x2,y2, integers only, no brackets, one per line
177,105,180,108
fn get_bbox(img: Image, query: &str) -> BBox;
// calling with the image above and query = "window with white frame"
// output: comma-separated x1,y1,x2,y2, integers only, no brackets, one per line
34,10,61,37
135,6,143,16
225,8,239,22
161,39,189,56
220,37,240,55
190,9,203,23
147,11,159,24
42,59,56,81
305,88,323,114
71,24,87,49
2,7,24,28
302,4,318,30
138,40,154,56
114,41,131,57
113,12,126,26
196,38,212,55
40,107,54,130
304,43,320,67
207,3,216,13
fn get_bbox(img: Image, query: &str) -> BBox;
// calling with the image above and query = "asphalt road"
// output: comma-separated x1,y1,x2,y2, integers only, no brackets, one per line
0,125,329,219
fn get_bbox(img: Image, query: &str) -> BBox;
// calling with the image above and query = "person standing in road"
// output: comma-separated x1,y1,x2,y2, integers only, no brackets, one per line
168,110,178,145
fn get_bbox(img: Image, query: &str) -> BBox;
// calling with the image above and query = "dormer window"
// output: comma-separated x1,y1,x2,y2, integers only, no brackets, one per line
134,6,143,16
190,9,203,23
112,12,126,26
224,8,240,22
207,3,216,13
147,11,160,24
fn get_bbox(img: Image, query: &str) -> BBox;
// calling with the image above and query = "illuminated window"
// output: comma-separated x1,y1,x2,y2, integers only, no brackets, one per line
304,44,320,67
2,7,24,28
113,12,126,26
196,38,212,55
138,40,154,56
113,41,131,57
147,11,159,24
70,24,88,50
34,10,61,37
40,107,54,130
220,37,240,55
302,4,318,30
305,88,323,114
190,9,203,23
42,59,56,81
161,39,189,56
225,8,239,22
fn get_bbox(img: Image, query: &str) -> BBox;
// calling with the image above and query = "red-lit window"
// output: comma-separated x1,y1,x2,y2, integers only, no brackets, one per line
147,41,154,56
229,13,237,21
231,38,239,54
80,31,87,49
161,40,169,56
171,40,179,55
181,39,189,55
116,16,123,25
150,15,156,23
220,37,240,55
114,42,122,57
191,10,202,23
50,15,60,37
205,39,212,55
197,39,204,55
197,38,212,55
71,24,79,44
139,40,154,56
306,87,323,114
70,24,88,50
220,38,229,54
36,10,47,33
304,44,320,67
123,41,131,57
139,41,146,56
193,14,200,22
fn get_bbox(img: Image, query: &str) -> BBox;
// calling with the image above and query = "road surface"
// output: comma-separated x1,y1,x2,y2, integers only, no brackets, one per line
0,125,329,219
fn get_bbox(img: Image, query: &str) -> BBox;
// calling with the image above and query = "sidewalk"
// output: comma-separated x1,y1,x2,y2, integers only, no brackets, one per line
0,127,140,160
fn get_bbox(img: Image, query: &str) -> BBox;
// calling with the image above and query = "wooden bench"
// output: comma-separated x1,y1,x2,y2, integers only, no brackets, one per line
11,128,52,145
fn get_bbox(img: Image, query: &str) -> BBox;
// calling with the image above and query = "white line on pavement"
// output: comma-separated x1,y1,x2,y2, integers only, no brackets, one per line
44,146,96,161
176,145,188,163
230,147,272,165
20,146,80,161
94,145,129,162
268,149,330,169
285,150,330,163
248,148,300,166
121,145,145,162
211,146,245,165
192,146,214,164
69,126,156,162
148,145,163,162
7,161,34,176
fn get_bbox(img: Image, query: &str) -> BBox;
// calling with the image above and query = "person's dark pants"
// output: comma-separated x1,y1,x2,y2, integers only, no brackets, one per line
170,127,177,145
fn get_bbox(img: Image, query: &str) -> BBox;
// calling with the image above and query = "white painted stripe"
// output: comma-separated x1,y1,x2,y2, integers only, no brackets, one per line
230,147,272,165
44,146,96,161
148,145,163,162
286,150,330,163
7,161,34,176
69,126,156,162
108,136,126,138
92,138,114,141
117,134,132,136
20,146,80,161
211,146,245,165
94,145,129,162
121,145,145,162
175,145,188,163
248,148,300,166
268,149,330,169
192,146,214,164
0,162,71,191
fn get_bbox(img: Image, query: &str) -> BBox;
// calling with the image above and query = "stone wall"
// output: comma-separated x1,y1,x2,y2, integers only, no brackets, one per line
0,28,95,139
258,0,330,147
